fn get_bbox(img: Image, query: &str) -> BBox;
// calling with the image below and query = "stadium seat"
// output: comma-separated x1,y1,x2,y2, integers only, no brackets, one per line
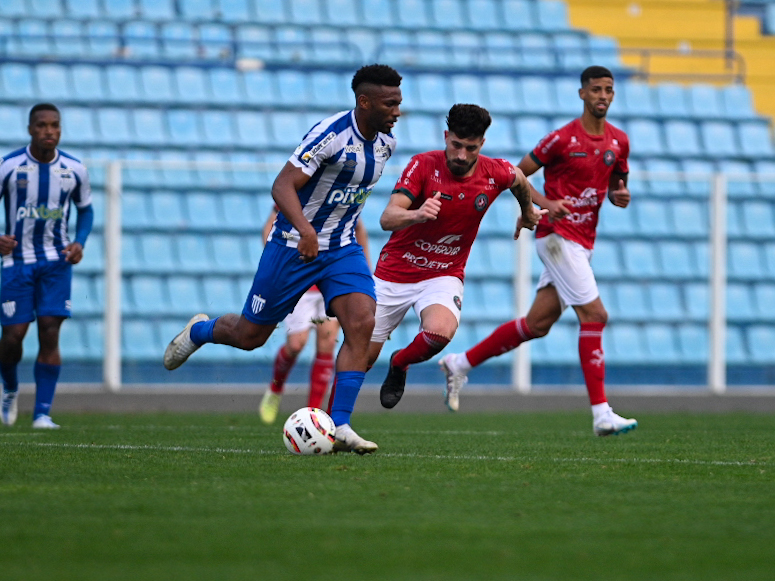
138,0,175,20
502,0,536,31
514,116,549,152
70,65,105,103
614,283,650,321
64,0,100,18
700,121,738,158
130,109,167,146
167,110,202,147
174,67,210,104
139,66,175,104
1,64,35,100
740,201,775,238
485,115,515,154
121,191,153,229
36,64,72,101
724,160,757,197
234,112,271,149
235,25,274,60
727,242,764,280
753,283,775,321
274,26,307,64
720,85,757,120
726,325,748,364
254,0,288,23
628,119,665,158
124,21,159,59
276,70,312,107
726,283,756,322
310,28,357,65
0,105,29,144
737,122,775,157
664,121,702,157
677,324,706,363
71,275,102,316
122,321,161,359
481,33,521,70
269,111,310,149
150,192,187,229
15,19,51,57
608,324,646,363
765,243,775,279
620,81,656,117
85,21,119,57
518,34,554,71
747,326,775,363
644,324,679,362
396,0,430,28
518,76,556,115
589,239,621,279
450,75,484,107
65,108,98,145
209,68,244,105
203,277,242,312
105,65,140,103
289,0,324,24
588,36,621,70
52,20,85,57
167,276,204,315
480,281,512,320
598,203,636,236
658,241,699,280
179,0,215,20
430,0,464,29
242,70,278,106
622,241,659,278
310,71,351,110
635,199,672,236
465,0,501,30
184,192,223,231
487,239,517,277
645,158,684,197
129,275,170,315
536,0,568,30
201,111,234,147
552,77,580,115
533,323,576,364
552,34,588,73
648,283,685,321
175,234,212,272
161,23,198,59
655,83,690,118
401,114,442,151
414,74,450,111
688,84,723,119
212,235,251,273
482,75,519,115
682,159,714,196
323,0,360,26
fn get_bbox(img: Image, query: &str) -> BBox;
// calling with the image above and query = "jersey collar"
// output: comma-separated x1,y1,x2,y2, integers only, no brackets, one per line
26,145,60,166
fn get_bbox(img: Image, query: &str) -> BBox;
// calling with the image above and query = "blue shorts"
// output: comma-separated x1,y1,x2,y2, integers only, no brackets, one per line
0,261,72,326
242,242,375,325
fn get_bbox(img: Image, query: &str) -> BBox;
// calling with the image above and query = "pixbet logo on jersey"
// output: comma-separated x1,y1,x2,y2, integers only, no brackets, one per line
16,204,64,221
326,186,372,205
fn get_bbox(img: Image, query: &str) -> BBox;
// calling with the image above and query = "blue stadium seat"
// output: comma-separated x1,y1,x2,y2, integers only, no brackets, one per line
124,21,159,59
514,116,549,151
465,0,501,30
644,324,679,362
671,199,708,238
483,75,520,114
553,34,588,72
176,234,212,272
726,283,756,322
64,0,100,18
536,0,568,30
289,0,324,24
645,158,684,196
203,277,242,312
71,275,102,316
465,243,491,279
65,108,98,145
167,110,202,147
614,283,650,321
664,121,701,157
726,325,748,364
480,281,512,320
209,68,244,105
121,191,153,229
276,70,312,107
16,20,51,56
310,71,350,110
161,23,197,59
518,34,555,71
85,21,119,57
482,33,520,69
747,326,775,363
269,111,310,149
620,81,656,116
77,233,104,274
310,28,356,65
430,0,464,29
139,66,175,103
234,112,270,148
191,151,228,186
677,324,706,363
518,76,556,115
450,74,484,105
588,36,621,69
720,85,757,120
131,109,167,146
402,114,442,151
174,67,210,104
105,65,140,103
415,74,450,110
590,239,621,279
449,31,482,68
766,243,775,279
151,192,187,228
36,64,71,101
485,115,515,153
60,321,87,359
727,242,764,280
502,0,535,31
254,0,288,23
0,105,28,143
723,160,757,197
70,65,105,102
635,199,672,236
681,159,714,196
552,77,580,115
627,119,664,157
179,0,215,20
52,21,85,57
693,242,710,277
754,160,775,193
740,201,775,238
235,25,274,60
0,64,35,100
123,321,161,359
533,323,577,364
217,0,252,22
737,122,774,157
487,239,517,277
185,192,222,231
212,235,250,272
648,283,685,321
200,111,234,147
597,203,636,236
396,0,430,28
608,324,646,363
103,0,136,19
274,26,307,63
700,121,738,158
242,70,277,106
130,276,170,315
138,0,175,20
655,83,689,118
689,84,723,119
167,276,204,315
622,241,659,278
753,284,775,321
322,0,360,26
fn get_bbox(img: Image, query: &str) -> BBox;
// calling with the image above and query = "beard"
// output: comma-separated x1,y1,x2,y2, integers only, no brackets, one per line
446,158,474,176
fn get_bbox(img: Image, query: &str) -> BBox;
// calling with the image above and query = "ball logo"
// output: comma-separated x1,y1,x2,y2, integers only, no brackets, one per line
474,193,489,212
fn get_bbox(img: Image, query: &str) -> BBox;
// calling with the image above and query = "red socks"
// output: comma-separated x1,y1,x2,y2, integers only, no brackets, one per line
466,317,536,368
307,352,334,409
392,331,450,371
579,322,607,405
270,345,296,394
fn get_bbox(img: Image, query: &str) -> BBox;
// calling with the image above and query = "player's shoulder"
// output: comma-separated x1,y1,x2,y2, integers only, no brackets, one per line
58,150,89,174
0,147,28,166
605,120,629,143
304,110,353,141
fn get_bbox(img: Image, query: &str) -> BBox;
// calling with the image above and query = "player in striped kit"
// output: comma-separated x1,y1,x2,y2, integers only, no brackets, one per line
164,64,402,453
0,104,94,429
441,66,638,436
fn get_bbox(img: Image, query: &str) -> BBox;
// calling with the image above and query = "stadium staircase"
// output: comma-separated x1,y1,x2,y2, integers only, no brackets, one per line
0,0,774,386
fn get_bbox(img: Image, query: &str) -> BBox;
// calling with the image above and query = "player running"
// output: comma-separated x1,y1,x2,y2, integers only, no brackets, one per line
367,104,545,410
258,206,370,425
164,64,402,454
440,66,638,436
0,103,94,429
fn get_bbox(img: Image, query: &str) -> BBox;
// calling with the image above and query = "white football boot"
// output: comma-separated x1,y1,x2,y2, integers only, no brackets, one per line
439,354,468,412
1,389,18,426
163,314,209,370
32,415,60,429
332,423,378,455
593,410,638,436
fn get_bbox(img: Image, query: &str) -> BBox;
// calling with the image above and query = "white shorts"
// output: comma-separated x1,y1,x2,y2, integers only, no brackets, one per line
283,289,332,335
371,275,464,343
535,233,599,311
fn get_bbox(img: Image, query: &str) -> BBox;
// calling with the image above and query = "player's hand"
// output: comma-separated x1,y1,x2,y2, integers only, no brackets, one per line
609,179,630,208
544,199,571,222
0,235,17,255
415,191,442,223
297,228,319,263
62,242,84,264
514,206,548,239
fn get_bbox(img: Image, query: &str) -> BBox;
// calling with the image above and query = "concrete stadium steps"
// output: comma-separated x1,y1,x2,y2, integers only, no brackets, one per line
563,0,775,120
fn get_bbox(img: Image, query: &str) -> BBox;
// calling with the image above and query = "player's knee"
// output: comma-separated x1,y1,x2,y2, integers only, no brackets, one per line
586,308,608,325
344,314,375,342
286,334,307,355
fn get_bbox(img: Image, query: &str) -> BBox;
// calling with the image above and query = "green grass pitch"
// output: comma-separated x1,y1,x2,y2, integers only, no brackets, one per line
1,411,773,581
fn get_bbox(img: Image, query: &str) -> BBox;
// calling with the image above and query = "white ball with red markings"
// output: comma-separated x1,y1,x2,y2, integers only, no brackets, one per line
282,407,337,455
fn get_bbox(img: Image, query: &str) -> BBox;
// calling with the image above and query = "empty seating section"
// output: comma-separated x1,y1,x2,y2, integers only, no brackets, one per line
2,0,775,370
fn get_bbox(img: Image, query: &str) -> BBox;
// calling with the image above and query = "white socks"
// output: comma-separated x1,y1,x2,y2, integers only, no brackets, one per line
591,402,612,422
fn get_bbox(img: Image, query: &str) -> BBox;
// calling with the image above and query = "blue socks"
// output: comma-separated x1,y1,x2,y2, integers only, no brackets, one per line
0,362,18,393
190,318,219,346
330,370,365,426
34,362,60,419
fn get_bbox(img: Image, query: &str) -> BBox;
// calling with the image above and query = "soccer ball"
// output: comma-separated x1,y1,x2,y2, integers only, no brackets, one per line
282,407,337,455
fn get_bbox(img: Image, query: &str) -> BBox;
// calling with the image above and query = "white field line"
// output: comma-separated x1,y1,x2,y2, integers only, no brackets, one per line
1,440,770,467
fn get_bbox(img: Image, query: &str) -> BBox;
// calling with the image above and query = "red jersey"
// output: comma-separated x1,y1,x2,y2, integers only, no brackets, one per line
374,150,516,284
532,118,629,249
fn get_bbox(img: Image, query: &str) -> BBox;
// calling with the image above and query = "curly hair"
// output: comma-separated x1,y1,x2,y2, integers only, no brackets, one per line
446,104,492,139
581,66,613,86
351,64,402,94
29,103,60,123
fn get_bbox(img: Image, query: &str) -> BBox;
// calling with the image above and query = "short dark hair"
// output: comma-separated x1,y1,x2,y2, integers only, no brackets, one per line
29,103,60,124
446,104,491,140
351,64,402,94
581,66,614,87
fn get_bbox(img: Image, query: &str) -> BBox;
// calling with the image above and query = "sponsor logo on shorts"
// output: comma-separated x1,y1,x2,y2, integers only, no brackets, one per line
453,296,462,310
2,301,16,318
251,294,266,314
299,132,336,164
603,150,615,166
16,204,65,221
474,193,489,212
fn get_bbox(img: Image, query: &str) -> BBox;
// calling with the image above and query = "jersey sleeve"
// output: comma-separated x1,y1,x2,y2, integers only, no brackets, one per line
289,128,339,176
614,132,630,175
494,158,518,191
529,129,564,167
72,164,92,208
392,155,425,201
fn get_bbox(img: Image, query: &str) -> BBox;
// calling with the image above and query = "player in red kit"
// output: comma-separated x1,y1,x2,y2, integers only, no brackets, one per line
366,104,545,411
441,66,638,436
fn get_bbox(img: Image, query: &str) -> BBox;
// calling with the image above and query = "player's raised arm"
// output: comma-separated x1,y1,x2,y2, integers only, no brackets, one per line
379,190,441,231
608,173,630,208
271,162,317,261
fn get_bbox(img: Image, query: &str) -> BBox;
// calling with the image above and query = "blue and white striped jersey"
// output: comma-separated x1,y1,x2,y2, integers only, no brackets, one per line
269,109,396,251
0,146,92,267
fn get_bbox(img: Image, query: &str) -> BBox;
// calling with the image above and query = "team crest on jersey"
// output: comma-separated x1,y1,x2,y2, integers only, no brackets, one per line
603,150,615,166
453,296,462,311
2,301,15,318
474,193,489,212
251,294,266,314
